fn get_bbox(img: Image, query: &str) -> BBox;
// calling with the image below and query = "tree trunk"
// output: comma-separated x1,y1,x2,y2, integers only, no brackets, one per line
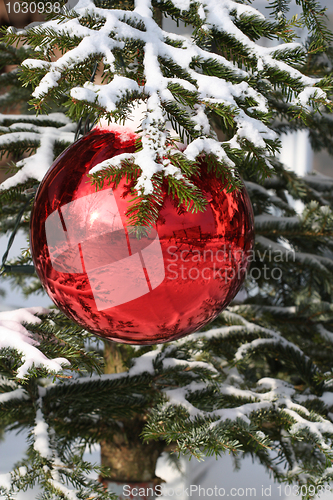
100,341,164,499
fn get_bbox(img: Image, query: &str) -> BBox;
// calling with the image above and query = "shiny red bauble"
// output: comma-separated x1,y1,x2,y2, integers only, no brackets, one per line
30,127,254,344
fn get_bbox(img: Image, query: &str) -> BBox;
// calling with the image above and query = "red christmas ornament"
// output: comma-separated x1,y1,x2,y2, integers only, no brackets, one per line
30,127,254,345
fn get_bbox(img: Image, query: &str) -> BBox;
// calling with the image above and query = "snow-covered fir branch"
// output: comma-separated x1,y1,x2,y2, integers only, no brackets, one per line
0,307,70,378
0,114,75,192
2,0,331,199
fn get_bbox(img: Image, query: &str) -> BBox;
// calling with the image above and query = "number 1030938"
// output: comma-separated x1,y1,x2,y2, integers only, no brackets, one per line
277,484,331,496
5,2,61,14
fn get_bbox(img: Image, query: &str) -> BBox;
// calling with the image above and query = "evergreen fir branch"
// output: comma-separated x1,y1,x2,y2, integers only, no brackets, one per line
159,57,197,84
296,0,333,53
152,0,204,28
310,132,333,158
93,0,134,9
124,174,165,228
190,56,244,82
167,149,202,178
262,65,306,94
200,152,244,191
270,45,308,66
88,157,141,190
236,337,322,393
0,89,34,115
90,146,239,228
245,180,296,215
90,158,168,230
26,57,105,113
0,42,32,69
255,238,333,280
191,25,214,52
1,27,32,48
166,82,198,106
33,30,85,61
254,204,333,241
203,101,238,137
162,100,199,142
0,118,75,193
25,313,106,376
119,12,147,32
0,114,71,128
0,394,34,429
302,173,333,199
164,175,207,213
233,12,287,42
9,441,116,500
0,70,19,86
211,28,255,68
0,181,38,207
264,160,309,199
275,15,304,42
254,213,303,236
0,138,39,160
143,405,245,459
267,0,292,20
0,308,71,380
195,310,325,389
4,0,326,205
232,140,275,182
42,372,158,420
230,8,302,44
68,88,143,125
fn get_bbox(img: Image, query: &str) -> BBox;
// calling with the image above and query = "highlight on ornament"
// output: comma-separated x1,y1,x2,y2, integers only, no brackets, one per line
30,125,254,344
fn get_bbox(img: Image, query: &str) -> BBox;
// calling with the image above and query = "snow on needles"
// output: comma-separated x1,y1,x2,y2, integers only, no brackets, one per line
37,310,333,453
0,114,75,191
34,406,53,459
13,0,328,195
32,391,82,499
152,310,333,452
0,307,70,378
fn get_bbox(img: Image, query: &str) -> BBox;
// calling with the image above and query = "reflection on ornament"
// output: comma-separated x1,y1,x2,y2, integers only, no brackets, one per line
30,127,254,344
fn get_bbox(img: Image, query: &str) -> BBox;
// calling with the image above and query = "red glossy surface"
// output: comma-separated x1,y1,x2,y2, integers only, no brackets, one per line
30,128,254,344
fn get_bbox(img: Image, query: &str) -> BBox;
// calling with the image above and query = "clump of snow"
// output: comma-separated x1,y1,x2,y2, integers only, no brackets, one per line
33,408,53,459
293,87,327,108
185,137,235,167
89,152,135,175
127,349,160,375
21,59,50,70
71,76,140,111
0,388,28,404
318,325,333,344
0,473,11,491
93,122,138,143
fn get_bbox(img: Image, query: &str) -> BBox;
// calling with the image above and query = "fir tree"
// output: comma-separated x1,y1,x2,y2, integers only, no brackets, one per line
1,0,333,499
